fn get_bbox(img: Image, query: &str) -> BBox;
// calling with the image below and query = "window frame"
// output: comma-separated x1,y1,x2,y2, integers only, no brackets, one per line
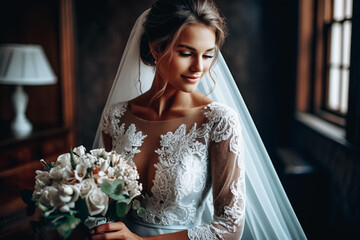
296,0,360,147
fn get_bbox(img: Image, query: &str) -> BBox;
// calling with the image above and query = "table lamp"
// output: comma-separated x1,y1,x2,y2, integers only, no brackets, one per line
0,44,57,137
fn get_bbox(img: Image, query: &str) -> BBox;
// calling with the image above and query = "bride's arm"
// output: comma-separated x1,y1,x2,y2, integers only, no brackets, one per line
90,222,189,240
186,105,246,240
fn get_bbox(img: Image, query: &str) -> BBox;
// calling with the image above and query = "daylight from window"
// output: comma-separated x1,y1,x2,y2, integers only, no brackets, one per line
328,0,352,114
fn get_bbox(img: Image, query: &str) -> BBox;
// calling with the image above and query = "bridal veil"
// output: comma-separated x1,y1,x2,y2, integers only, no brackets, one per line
94,9,307,240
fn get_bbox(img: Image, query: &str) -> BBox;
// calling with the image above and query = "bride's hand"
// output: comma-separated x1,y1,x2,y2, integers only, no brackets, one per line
90,222,143,240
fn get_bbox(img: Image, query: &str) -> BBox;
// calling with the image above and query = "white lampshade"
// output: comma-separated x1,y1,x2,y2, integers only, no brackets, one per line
0,44,57,85
0,44,57,137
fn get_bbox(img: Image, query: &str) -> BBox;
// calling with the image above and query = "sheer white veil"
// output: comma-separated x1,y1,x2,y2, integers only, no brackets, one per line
94,9,307,240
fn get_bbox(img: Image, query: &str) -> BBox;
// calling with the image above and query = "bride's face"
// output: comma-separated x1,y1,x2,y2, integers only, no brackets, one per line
155,23,216,93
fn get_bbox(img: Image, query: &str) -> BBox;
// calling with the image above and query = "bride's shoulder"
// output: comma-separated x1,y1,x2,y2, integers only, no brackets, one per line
204,102,242,143
191,92,239,121
204,102,238,119
103,101,129,117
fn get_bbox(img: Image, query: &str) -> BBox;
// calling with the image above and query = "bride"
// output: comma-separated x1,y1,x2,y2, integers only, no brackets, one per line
93,0,306,239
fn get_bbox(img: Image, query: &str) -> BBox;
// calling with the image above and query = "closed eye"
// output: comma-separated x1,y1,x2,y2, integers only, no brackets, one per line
178,50,214,59
203,54,214,59
179,51,192,57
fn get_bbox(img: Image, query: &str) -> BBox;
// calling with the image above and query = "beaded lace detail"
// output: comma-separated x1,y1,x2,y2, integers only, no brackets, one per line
100,102,245,239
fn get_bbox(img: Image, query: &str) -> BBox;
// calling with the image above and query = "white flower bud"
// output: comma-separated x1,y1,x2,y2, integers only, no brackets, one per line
61,185,73,196
100,160,109,172
73,145,86,156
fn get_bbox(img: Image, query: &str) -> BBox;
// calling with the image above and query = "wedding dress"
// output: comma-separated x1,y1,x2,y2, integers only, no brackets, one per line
101,101,245,239
94,9,307,240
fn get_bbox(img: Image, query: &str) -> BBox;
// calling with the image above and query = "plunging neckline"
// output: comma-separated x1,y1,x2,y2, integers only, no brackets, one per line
120,102,213,197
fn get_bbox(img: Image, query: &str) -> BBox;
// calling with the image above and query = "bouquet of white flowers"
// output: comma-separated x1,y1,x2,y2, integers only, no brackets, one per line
25,146,144,239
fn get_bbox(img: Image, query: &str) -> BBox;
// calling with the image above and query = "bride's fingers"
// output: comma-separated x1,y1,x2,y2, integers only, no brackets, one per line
91,231,126,240
94,222,126,233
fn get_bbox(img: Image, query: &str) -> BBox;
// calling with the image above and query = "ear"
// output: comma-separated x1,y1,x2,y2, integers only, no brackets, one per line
149,43,159,61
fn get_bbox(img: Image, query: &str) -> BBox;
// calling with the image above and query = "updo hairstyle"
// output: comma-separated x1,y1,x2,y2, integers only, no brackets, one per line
140,0,227,66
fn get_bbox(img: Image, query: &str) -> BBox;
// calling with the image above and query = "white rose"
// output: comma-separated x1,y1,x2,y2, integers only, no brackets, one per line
34,170,51,189
46,185,62,208
49,165,73,181
56,153,71,167
85,188,109,216
36,186,54,208
78,178,97,198
73,145,86,156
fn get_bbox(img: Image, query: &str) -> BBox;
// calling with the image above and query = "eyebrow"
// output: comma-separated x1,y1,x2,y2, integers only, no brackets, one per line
177,44,215,52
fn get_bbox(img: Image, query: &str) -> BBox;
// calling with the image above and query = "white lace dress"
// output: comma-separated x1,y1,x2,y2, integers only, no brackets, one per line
100,101,245,240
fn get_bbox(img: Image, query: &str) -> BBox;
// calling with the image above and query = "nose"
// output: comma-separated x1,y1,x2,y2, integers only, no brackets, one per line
190,56,203,73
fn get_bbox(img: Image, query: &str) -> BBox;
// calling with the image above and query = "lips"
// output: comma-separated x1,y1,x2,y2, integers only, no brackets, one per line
181,75,201,83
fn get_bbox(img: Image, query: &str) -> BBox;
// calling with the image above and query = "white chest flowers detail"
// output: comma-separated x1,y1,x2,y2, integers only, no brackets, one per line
102,102,147,166
101,102,245,240
146,123,209,225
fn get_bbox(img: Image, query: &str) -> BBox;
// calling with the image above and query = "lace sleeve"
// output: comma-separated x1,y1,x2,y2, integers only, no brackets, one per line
100,102,127,137
188,104,246,240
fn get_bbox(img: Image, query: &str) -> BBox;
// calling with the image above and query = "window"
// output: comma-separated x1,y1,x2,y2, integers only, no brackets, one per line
297,0,360,146
325,0,352,116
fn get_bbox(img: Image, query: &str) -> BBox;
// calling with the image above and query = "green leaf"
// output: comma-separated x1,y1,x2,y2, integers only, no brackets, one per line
136,207,146,218
111,194,130,203
101,182,113,195
47,162,53,169
56,215,80,239
114,182,124,195
37,203,48,212
105,201,117,219
76,199,89,222
132,199,141,210
70,149,76,170
116,202,131,218
113,179,124,188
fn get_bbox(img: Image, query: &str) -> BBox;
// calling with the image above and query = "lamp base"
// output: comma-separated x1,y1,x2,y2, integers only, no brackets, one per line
11,117,32,138
11,85,32,138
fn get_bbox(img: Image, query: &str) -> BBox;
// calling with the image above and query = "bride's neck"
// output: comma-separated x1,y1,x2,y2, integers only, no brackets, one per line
145,77,195,118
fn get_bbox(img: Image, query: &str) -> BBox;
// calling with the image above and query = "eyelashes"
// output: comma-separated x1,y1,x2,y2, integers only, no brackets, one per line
178,51,214,59
179,51,191,57
203,54,214,59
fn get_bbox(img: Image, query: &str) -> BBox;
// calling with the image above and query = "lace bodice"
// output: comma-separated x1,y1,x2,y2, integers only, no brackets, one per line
101,102,245,240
